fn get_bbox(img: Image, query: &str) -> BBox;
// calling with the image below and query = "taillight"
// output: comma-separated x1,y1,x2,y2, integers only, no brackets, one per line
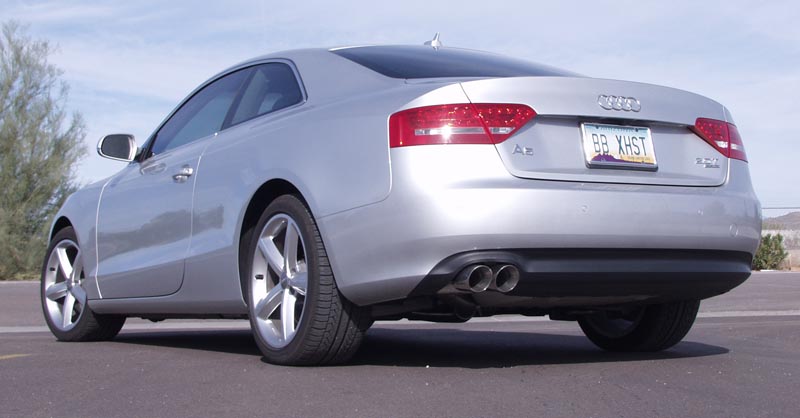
389,103,536,147
691,118,747,162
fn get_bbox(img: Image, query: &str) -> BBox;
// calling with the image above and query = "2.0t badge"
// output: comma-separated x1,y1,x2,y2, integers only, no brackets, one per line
598,95,641,112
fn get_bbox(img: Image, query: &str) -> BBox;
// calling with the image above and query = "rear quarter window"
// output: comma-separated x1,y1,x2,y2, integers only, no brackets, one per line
331,45,576,79
228,63,304,126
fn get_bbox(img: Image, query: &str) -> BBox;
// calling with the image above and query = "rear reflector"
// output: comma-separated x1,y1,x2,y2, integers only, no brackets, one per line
691,118,748,162
389,103,536,147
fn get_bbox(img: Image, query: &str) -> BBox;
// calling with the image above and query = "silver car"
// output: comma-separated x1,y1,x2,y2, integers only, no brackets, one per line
41,44,761,365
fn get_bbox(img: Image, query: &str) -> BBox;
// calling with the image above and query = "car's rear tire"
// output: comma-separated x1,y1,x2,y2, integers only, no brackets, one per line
577,300,700,352
41,227,125,341
246,195,371,365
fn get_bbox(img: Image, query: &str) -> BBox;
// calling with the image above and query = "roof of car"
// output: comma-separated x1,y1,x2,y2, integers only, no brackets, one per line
231,45,576,79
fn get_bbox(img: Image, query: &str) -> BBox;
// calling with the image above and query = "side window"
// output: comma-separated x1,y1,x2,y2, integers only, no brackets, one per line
228,63,303,126
150,69,249,156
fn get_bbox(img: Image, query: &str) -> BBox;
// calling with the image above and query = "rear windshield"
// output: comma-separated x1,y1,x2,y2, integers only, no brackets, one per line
331,45,576,79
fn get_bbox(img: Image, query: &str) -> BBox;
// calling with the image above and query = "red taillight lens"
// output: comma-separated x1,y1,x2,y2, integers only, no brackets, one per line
474,103,537,143
726,123,747,162
691,118,748,162
389,103,536,147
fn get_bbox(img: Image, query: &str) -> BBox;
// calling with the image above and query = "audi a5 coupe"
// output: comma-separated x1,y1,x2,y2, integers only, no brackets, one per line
41,44,761,365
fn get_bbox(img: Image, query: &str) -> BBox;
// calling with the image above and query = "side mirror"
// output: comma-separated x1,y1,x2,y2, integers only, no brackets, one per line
97,134,137,162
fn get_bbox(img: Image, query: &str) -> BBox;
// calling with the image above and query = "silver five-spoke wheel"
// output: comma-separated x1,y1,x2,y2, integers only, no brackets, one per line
43,239,87,331
246,195,369,365
250,214,308,348
41,227,125,341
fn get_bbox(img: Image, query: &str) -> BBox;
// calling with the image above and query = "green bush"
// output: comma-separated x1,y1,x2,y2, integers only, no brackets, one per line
752,233,789,270
0,22,86,280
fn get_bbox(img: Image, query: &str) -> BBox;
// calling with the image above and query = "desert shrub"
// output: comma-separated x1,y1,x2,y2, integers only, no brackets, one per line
752,233,788,270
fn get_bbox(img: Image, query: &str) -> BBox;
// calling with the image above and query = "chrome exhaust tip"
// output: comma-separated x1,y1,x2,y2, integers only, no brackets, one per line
490,264,520,293
454,265,493,293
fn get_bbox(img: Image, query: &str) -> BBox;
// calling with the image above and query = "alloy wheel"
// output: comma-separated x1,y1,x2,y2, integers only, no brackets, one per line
250,214,308,348
43,240,87,331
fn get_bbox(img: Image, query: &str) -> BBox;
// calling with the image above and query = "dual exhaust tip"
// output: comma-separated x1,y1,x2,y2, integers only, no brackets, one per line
454,264,520,293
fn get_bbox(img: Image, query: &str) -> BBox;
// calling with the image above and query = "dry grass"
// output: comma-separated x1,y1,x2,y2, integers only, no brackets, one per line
0,271,39,281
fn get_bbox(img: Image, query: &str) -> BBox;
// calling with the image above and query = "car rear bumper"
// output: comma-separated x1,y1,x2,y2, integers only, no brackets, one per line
318,145,761,306
410,248,751,306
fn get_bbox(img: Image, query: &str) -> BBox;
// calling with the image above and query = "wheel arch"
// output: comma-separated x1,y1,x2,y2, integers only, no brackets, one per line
50,216,74,241
237,178,312,303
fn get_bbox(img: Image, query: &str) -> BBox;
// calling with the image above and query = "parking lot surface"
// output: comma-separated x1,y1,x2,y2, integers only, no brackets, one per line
1,272,798,418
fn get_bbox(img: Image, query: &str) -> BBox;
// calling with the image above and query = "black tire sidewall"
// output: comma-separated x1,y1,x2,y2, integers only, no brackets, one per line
578,300,700,352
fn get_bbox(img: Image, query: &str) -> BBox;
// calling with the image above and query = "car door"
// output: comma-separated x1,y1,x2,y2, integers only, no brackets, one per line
181,62,308,303
95,68,250,299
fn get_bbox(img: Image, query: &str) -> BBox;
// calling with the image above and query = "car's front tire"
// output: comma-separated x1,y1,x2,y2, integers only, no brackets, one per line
577,300,700,352
41,227,125,341
246,195,371,365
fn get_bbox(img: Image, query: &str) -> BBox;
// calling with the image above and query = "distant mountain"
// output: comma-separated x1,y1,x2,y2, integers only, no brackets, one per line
764,211,800,230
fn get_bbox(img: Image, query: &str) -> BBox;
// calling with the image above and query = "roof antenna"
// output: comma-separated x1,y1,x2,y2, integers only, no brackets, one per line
424,33,442,50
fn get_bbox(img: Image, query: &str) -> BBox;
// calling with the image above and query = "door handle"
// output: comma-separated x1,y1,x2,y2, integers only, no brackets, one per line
172,166,194,183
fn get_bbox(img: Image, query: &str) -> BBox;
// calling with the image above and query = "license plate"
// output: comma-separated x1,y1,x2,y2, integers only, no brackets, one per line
580,123,657,171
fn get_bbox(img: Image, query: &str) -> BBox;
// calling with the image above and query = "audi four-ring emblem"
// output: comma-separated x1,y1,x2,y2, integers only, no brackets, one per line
598,95,641,112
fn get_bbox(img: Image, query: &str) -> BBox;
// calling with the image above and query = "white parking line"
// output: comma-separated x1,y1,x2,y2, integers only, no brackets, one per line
2,310,798,334
697,310,800,318
0,322,251,334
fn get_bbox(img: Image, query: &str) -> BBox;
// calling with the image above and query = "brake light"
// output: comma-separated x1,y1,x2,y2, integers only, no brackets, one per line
389,103,536,147
691,118,747,162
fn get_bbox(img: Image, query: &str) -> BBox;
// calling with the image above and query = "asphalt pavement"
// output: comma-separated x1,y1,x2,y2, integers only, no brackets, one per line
1,272,799,418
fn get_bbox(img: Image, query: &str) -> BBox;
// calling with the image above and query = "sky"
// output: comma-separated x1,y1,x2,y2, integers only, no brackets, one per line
1,0,798,213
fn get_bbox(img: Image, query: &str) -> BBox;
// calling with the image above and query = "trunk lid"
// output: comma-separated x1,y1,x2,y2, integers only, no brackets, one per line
460,76,729,186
